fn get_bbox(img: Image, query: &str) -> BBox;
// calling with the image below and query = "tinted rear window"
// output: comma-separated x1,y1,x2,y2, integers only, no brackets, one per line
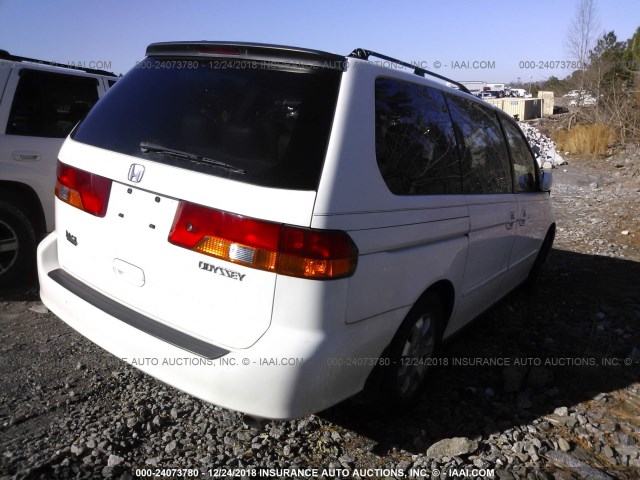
72,57,341,190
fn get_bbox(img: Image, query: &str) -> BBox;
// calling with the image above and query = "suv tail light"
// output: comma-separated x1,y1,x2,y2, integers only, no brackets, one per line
169,202,358,279
55,161,112,217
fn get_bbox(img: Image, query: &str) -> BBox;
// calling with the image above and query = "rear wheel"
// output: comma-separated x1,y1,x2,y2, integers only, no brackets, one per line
379,293,444,406
0,202,37,288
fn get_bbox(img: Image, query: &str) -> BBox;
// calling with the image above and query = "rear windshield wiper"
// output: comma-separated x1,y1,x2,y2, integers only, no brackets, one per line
140,142,246,175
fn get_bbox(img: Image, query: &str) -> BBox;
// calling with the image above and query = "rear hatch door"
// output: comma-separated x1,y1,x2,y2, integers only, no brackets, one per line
55,43,343,349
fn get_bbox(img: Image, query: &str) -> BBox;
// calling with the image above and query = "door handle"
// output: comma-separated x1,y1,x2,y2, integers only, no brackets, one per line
506,211,516,229
518,210,527,226
12,151,41,161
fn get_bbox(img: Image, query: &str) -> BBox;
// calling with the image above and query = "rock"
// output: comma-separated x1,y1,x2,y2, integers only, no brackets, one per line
165,440,178,454
545,450,613,480
614,444,639,457
553,406,569,417
603,445,615,458
70,444,85,456
541,413,570,430
618,433,636,446
557,438,571,452
518,123,565,168
565,417,578,429
269,426,285,440
593,393,608,402
426,437,478,459
102,466,116,477
107,454,124,466
28,303,49,314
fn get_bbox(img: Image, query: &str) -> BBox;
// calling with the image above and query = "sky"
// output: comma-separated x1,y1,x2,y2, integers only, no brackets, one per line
1,0,639,85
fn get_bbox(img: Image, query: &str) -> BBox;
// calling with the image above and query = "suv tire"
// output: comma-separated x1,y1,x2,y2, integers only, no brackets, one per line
378,292,444,406
0,202,37,287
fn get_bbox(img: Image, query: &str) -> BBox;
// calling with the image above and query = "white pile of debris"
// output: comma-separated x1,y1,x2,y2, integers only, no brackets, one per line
518,122,566,169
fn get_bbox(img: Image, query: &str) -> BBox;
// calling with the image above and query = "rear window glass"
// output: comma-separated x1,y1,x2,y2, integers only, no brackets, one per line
72,57,341,190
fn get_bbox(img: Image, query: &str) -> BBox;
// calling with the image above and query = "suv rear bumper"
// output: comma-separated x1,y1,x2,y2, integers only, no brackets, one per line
38,232,388,419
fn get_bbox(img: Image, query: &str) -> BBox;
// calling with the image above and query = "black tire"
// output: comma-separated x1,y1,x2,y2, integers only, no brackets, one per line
0,201,37,288
377,292,444,406
524,225,555,292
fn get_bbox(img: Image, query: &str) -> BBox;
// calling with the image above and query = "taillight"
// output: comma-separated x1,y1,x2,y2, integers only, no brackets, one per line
55,161,112,217
169,202,358,279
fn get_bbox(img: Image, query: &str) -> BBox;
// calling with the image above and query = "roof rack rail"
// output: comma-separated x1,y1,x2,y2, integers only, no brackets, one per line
0,50,117,77
348,48,471,94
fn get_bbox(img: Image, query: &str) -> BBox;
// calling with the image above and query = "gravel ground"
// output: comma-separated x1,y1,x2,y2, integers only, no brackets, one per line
1,150,640,480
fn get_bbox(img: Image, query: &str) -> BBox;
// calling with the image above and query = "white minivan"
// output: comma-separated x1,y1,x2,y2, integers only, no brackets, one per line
38,42,555,420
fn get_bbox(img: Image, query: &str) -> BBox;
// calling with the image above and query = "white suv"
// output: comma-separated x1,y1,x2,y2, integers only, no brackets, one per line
0,50,116,286
38,42,555,420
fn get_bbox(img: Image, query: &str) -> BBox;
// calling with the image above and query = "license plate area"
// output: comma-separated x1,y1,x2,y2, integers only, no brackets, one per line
107,183,179,236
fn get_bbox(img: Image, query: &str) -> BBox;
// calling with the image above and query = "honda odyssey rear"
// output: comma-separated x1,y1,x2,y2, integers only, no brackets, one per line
38,42,555,419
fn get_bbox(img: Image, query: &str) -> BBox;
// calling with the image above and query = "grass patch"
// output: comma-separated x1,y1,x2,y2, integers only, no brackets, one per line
554,124,616,156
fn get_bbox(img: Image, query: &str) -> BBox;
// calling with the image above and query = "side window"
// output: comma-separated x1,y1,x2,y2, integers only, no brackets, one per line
446,95,512,194
500,118,538,193
7,69,99,138
375,78,461,195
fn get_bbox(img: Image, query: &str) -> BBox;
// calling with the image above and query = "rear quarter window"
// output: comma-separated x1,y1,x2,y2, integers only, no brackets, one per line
375,78,461,195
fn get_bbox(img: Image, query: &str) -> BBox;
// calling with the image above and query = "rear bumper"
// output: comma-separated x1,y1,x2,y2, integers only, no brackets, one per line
37,232,394,419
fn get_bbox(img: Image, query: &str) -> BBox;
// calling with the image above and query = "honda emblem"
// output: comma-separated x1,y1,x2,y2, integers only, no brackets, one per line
128,164,145,183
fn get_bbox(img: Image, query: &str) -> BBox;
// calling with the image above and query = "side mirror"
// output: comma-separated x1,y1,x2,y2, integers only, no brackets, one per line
540,170,553,191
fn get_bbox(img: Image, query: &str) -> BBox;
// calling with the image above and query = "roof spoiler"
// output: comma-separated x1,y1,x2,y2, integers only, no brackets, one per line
146,41,348,71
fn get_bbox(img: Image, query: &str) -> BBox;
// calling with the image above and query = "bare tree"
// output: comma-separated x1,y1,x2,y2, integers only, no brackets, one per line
565,0,600,101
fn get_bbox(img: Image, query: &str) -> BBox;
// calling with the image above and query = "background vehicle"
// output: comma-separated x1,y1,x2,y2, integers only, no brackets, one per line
38,42,555,419
0,50,117,286
510,88,530,98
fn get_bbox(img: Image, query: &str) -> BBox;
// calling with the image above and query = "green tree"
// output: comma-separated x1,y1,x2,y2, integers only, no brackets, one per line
589,31,626,85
